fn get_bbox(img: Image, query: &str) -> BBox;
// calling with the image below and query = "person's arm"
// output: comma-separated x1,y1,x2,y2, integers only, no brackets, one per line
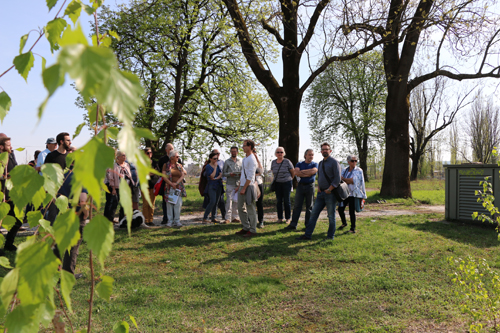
222,161,231,178
325,160,341,193
239,157,256,194
209,164,217,180
175,166,186,185
288,160,295,178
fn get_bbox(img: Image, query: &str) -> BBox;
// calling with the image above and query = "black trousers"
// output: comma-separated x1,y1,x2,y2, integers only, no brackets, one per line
338,196,356,231
104,185,124,222
256,183,264,223
4,201,22,250
47,204,85,274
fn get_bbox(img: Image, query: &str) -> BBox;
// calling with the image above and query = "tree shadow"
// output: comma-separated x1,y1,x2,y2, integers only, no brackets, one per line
403,218,499,249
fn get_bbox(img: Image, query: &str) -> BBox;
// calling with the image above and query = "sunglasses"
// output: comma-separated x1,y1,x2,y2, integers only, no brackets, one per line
276,151,284,154
350,160,357,162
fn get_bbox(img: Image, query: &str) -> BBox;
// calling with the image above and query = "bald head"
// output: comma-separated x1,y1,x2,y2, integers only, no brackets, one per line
166,143,174,153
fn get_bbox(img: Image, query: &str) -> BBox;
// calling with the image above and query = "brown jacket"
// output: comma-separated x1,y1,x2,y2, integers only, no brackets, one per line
105,162,134,189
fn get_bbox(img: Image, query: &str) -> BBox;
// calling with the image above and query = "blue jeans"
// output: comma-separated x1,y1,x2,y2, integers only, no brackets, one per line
275,180,292,220
204,185,222,220
290,182,315,227
304,191,337,239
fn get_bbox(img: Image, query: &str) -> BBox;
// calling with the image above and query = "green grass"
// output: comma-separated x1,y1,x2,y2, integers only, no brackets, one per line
365,179,445,205
15,212,499,332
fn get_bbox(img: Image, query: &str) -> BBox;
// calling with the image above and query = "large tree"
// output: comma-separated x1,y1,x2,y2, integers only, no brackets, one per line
221,0,388,166
98,0,278,154
341,0,500,197
306,52,386,181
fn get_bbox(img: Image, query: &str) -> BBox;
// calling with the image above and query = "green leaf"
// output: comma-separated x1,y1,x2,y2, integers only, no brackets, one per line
83,215,114,269
72,138,114,208
0,268,19,317
134,128,156,140
1,216,17,232
64,0,83,25
46,0,59,10
0,91,12,123
0,257,12,269
38,98,48,120
5,301,55,332
96,275,114,301
59,45,115,99
97,126,119,140
73,122,86,139
88,104,99,125
0,202,10,221
129,315,138,329
19,34,28,54
39,219,55,235
13,52,35,82
59,22,88,47
119,178,132,234
53,209,80,255
45,18,67,52
113,321,130,333
60,270,76,313
0,234,4,249
9,165,45,214
15,147,25,152
42,64,65,97
26,211,43,228
41,56,46,71
32,186,47,211
108,30,120,41
16,241,60,305
55,195,69,212
41,162,65,198
97,70,143,126
83,4,96,15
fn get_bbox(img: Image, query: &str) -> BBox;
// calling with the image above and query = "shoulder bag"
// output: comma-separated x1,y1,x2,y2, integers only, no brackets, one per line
321,160,350,201
270,159,284,192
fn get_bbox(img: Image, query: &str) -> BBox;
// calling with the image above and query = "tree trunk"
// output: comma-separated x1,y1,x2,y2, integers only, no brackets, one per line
410,153,421,181
380,88,412,198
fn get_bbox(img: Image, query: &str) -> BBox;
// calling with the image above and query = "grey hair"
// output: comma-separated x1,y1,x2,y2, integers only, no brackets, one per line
115,150,126,161
347,154,358,162
304,148,314,158
169,150,179,159
275,146,286,156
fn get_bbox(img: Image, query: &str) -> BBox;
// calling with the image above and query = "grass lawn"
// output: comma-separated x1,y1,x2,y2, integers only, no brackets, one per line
30,212,499,332
365,179,445,206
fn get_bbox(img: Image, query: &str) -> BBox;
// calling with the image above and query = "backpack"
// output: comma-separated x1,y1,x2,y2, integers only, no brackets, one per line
119,210,145,229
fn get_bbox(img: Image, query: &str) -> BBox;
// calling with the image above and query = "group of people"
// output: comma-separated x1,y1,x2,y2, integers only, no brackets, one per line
0,135,367,281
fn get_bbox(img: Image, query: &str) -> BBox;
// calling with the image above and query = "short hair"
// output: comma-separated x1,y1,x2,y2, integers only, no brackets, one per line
275,146,286,156
34,150,41,160
209,152,218,160
244,140,255,150
304,149,314,158
211,149,220,154
0,137,11,147
169,150,178,159
230,146,238,151
56,132,70,146
347,154,358,162
321,142,331,150
115,150,126,161
144,147,152,153
165,143,174,151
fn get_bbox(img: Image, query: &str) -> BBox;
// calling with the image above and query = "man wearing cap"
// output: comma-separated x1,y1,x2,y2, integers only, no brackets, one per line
36,137,57,175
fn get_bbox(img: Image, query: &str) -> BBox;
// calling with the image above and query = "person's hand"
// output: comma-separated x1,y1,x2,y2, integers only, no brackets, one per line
230,173,236,177
240,187,246,195
112,189,117,195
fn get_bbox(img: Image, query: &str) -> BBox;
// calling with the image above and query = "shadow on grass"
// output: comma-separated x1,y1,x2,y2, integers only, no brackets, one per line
403,218,499,249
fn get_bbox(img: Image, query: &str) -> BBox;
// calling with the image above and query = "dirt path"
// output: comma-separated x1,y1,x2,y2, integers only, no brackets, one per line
4,204,445,235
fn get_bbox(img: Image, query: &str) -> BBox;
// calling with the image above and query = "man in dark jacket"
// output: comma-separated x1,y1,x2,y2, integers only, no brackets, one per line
0,136,23,255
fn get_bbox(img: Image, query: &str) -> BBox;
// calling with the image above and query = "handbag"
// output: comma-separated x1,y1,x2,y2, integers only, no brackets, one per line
355,198,365,212
270,159,284,192
321,160,350,201
153,177,164,197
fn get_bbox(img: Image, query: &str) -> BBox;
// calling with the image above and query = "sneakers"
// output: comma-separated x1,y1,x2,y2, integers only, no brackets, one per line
276,219,283,223
211,219,220,223
296,235,311,240
283,225,296,230
338,224,348,230
223,219,231,224
174,222,183,228
347,230,356,234
235,229,249,235
146,222,155,227
257,222,264,229
242,231,257,237
202,219,211,224
231,219,240,223
160,220,168,225
165,222,173,228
